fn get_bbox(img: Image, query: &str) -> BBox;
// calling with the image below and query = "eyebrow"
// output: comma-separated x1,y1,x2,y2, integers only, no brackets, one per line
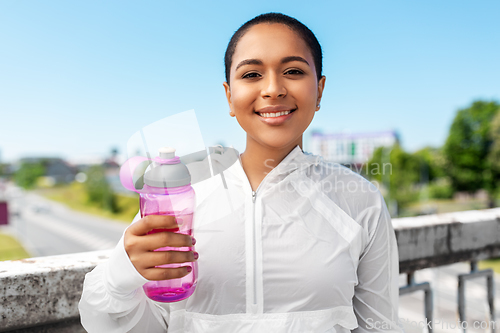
234,56,310,71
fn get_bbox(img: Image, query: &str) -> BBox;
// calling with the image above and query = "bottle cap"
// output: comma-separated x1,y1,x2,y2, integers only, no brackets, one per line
144,147,191,188
158,147,176,159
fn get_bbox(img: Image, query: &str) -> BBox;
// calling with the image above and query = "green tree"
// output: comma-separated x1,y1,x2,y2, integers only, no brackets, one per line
443,100,500,206
486,110,500,203
413,147,447,180
414,147,454,199
85,165,119,213
14,162,46,189
367,143,422,215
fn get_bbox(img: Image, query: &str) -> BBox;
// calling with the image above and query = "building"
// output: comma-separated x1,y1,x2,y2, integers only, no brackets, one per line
309,130,399,165
18,157,77,184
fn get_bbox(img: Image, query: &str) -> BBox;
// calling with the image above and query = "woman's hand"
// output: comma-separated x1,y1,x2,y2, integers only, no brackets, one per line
124,215,197,281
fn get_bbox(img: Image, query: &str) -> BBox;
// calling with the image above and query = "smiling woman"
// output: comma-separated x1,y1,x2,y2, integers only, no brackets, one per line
223,21,326,190
79,12,402,333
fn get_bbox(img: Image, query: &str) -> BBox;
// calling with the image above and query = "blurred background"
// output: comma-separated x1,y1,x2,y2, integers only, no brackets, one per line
0,1,499,331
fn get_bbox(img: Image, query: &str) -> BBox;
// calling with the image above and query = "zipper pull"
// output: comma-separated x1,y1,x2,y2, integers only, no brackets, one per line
252,191,256,203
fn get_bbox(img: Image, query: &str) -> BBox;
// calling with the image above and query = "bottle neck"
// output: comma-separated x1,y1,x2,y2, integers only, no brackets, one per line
142,184,192,195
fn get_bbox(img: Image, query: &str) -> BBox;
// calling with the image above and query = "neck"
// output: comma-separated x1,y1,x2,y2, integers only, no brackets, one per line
240,136,302,191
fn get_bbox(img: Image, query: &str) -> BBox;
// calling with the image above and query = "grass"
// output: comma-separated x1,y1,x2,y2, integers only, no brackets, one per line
479,258,500,275
401,198,489,217
35,182,139,223
0,232,31,261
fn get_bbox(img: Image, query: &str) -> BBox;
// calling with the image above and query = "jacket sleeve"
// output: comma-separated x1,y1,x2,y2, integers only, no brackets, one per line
352,194,403,332
78,220,169,332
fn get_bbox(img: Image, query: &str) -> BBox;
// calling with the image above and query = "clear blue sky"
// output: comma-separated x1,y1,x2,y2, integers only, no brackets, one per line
1,0,499,163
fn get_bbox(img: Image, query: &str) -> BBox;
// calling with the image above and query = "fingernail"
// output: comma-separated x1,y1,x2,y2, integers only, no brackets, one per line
193,251,199,260
186,266,192,273
191,237,196,246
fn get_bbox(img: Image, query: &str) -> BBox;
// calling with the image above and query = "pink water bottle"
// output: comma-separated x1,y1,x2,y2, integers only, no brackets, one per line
140,147,197,302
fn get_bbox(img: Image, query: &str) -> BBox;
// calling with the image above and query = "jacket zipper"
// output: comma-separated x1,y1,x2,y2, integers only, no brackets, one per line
248,177,272,312
250,179,272,311
243,148,302,313
252,190,257,306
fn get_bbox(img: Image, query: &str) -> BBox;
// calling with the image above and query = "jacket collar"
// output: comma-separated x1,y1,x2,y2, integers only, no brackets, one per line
274,145,320,175
224,145,320,187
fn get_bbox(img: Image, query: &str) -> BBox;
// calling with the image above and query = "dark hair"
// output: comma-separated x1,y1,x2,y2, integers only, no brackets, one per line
224,12,323,85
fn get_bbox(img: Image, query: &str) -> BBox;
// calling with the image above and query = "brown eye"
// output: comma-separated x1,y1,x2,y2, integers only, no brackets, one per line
242,72,261,79
285,69,303,75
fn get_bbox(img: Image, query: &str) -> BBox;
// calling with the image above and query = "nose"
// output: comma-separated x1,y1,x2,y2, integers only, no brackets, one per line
261,73,286,99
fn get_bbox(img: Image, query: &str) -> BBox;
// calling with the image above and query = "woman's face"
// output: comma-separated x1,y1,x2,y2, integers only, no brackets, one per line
223,23,326,152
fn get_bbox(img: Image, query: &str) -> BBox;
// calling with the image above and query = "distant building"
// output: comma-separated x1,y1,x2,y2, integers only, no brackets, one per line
0,162,13,178
309,130,399,165
18,157,77,184
103,157,128,194
67,153,129,194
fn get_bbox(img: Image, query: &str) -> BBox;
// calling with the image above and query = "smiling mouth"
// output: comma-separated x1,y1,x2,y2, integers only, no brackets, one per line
256,109,296,117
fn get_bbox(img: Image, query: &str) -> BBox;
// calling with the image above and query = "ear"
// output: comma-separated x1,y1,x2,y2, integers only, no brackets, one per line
223,82,235,117
315,76,326,112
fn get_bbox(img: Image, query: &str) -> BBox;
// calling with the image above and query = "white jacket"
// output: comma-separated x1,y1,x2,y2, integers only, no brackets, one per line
79,146,403,332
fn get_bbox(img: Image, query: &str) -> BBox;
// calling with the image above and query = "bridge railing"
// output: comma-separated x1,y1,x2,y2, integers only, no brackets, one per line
1,208,499,332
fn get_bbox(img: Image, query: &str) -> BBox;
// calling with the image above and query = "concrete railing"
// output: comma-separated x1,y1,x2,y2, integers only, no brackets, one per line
0,251,110,333
395,208,500,273
1,208,500,332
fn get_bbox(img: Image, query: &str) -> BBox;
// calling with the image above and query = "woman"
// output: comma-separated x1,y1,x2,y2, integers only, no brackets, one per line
79,12,402,332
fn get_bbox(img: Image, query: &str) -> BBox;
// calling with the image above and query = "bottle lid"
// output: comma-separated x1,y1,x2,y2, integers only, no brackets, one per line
158,147,176,159
144,147,191,188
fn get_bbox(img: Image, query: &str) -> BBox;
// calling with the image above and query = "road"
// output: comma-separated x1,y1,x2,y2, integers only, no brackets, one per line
1,187,499,332
398,264,500,333
3,188,129,257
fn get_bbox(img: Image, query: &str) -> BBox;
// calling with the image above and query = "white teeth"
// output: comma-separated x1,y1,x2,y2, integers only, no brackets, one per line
259,110,292,117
